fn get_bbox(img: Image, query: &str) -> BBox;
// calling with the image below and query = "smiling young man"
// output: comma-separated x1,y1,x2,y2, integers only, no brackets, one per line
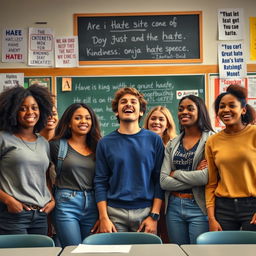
94,87,164,233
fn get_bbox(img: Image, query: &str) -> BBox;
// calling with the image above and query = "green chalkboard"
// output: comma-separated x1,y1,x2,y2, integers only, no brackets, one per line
74,12,202,64
56,75,205,136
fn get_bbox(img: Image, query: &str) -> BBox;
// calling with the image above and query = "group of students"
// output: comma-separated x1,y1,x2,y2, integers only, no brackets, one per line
0,84,255,248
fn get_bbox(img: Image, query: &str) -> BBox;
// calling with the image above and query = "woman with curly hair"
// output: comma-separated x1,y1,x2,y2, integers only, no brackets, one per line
205,85,256,231
50,103,101,247
0,84,55,235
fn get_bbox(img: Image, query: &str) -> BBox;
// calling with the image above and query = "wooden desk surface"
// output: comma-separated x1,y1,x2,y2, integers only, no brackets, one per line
0,247,62,256
181,244,256,256
61,244,186,256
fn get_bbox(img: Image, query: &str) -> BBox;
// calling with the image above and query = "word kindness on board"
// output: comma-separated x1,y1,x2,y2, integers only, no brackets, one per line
74,12,202,64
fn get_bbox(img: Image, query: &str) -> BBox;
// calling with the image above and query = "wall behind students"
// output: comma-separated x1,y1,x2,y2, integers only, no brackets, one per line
0,0,255,68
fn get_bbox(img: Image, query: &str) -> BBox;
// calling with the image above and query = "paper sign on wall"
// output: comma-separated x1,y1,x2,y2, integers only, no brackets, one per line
2,28,27,63
28,27,54,66
55,36,78,67
0,73,24,92
218,42,246,78
176,90,199,99
218,8,244,40
250,17,256,60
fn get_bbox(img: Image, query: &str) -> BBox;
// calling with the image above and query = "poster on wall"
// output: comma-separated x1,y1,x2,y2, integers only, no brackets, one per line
250,17,256,60
218,8,244,40
0,73,24,92
218,41,247,78
247,76,256,110
28,77,51,90
55,36,79,67
209,74,256,130
28,27,54,66
2,28,27,63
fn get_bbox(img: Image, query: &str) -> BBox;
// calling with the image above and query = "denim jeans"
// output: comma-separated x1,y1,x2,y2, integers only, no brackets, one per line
53,188,98,247
215,197,256,231
166,195,208,245
0,202,48,235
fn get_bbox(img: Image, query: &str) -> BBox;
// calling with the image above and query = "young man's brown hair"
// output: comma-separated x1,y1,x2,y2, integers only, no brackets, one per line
111,87,147,122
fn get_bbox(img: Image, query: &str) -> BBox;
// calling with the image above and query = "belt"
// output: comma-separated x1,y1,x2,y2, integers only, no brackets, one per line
26,205,41,210
171,192,194,199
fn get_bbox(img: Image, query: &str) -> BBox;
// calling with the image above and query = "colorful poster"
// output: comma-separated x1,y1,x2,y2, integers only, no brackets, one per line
28,77,51,90
212,77,248,129
28,27,54,66
250,17,256,60
218,8,244,40
247,76,256,111
0,73,24,92
218,42,247,78
55,36,79,67
2,28,27,63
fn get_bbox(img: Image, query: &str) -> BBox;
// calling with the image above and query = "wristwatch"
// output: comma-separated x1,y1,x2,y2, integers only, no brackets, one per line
148,212,160,221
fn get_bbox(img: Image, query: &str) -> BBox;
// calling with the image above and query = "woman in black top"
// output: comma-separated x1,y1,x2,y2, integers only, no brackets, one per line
50,103,101,247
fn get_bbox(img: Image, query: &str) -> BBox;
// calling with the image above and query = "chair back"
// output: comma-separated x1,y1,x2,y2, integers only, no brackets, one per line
196,231,256,244
83,232,162,245
0,234,55,248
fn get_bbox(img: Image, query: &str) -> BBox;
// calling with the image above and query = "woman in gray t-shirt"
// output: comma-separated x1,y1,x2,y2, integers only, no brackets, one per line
0,84,55,235
50,103,101,247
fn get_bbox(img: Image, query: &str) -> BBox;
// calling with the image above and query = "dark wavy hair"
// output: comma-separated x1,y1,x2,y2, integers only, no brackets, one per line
111,87,147,122
53,103,101,155
179,95,214,133
214,85,256,125
0,84,53,133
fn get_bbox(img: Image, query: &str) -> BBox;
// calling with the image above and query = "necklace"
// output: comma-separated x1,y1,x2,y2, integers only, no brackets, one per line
17,135,38,152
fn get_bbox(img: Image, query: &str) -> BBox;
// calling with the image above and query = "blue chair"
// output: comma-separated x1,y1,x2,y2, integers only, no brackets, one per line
83,232,162,245
196,231,256,244
0,234,55,248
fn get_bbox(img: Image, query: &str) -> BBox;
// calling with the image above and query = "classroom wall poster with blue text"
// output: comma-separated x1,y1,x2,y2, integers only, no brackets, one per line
218,41,246,79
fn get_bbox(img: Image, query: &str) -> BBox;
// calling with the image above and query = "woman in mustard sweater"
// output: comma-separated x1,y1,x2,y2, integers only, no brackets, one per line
205,85,256,231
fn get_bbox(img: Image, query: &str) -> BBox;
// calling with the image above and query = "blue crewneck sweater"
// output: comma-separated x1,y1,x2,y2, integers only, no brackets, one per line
94,128,164,209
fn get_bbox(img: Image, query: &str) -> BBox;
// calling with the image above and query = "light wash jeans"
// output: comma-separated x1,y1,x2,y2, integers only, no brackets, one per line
53,188,98,247
166,195,208,245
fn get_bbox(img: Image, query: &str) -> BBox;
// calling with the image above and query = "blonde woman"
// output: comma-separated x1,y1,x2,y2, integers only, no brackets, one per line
144,106,176,146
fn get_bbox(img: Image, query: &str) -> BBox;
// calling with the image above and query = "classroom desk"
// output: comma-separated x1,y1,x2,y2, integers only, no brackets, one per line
181,244,256,256
0,247,62,256
61,244,186,256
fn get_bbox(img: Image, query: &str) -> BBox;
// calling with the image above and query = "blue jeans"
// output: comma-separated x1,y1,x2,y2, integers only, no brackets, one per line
0,202,48,235
166,195,208,245
53,188,98,247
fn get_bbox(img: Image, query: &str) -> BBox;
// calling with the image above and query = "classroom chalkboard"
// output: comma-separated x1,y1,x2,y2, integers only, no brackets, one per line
56,75,205,136
74,12,202,64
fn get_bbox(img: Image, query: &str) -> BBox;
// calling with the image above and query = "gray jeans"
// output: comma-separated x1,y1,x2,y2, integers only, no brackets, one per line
107,206,151,232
